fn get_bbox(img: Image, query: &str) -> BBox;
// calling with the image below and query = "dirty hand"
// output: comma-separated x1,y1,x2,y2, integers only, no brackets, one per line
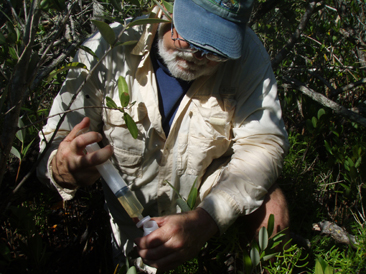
51,117,113,189
135,208,219,271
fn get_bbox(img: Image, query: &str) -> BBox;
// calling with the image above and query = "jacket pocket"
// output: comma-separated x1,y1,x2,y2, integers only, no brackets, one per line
186,96,235,176
103,102,147,177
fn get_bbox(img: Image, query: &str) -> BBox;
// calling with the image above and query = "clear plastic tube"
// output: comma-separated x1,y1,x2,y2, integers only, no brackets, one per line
85,142,144,219
85,141,158,234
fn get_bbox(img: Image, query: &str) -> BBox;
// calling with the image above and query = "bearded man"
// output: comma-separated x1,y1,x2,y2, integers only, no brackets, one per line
38,0,290,271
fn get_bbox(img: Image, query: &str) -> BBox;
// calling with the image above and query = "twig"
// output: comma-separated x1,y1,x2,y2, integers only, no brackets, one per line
12,17,137,195
284,76,366,128
271,1,318,69
313,220,358,248
332,78,366,96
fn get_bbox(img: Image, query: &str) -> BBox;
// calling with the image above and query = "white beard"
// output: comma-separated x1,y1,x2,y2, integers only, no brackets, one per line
157,27,219,81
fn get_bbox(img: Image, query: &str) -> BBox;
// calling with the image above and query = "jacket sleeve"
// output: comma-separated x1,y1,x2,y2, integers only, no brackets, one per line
37,33,107,200
198,28,289,233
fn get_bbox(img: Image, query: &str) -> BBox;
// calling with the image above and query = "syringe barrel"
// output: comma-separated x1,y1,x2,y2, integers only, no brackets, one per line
85,142,127,195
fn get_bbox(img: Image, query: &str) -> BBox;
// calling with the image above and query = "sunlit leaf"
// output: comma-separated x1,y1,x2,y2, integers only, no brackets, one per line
123,113,138,139
115,40,138,48
106,96,118,109
91,20,116,46
186,177,198,210
177,198,191,212
10,146,21,160
315,259,324,274
128,18,170,28
46,62,88,82
118,76,130,107
162,0,174,13
242,248,252,274
126,265,137,274
78,45,99,61
258,226,268,250
262,252,278,261
250,247,260,267
267,214,274,237
324,265,334,274
153,0,172,20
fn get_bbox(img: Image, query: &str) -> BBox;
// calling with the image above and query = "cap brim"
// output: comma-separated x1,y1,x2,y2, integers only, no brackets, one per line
173,0,244,59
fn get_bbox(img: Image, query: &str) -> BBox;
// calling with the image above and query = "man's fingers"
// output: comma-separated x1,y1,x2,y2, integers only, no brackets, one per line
70,131,103,154
83,145,114,166
64,117,91,142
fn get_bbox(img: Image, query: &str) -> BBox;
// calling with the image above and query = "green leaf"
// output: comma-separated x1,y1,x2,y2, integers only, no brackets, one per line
126,265,137,274
9,47,18,60
177,198,191,212
91,20,116,46
324,140,333,155
123,113,138,139
165,180,183,200
46,62,87,82
162,0,174,13
16,117,25,143
110,0,122,12
312,116,317,128
78,45,99,61
258,227,268,251
250,246,260,267
186,177,198,210
262,252,278,261
106,96,118,109
153,0,172,21
22,138,35,157
115,40,138,48
128,18,170,28
318,108,326,120
0,32,6,44
324,265,334,274
242,248,253,274
267,214,274,237
10,146,21,160
118,76,130,107
314,260,324,274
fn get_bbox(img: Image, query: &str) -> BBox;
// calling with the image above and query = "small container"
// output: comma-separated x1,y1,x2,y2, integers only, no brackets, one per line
136,216,159,236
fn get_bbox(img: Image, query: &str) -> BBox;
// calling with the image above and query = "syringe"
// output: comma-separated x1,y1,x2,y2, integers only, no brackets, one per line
85,142,158,235
85,142,144,219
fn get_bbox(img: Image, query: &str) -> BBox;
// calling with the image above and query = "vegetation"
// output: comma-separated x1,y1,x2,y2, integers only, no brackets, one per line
1,0,366,273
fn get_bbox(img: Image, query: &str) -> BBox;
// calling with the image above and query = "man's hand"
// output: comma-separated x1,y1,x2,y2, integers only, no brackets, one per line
135,208,219,271
51,117,113,189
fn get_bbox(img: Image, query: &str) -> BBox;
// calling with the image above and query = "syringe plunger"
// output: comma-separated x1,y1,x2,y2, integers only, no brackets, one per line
85,142,127,194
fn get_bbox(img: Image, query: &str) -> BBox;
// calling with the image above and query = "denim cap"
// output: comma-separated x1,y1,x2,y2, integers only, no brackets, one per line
173,0,254,59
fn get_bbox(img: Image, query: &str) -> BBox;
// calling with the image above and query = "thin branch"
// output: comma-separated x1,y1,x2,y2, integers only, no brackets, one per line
332,77,366,96
284,76,366,128
12,18,137,195
313,220,358,248
271,1,319,69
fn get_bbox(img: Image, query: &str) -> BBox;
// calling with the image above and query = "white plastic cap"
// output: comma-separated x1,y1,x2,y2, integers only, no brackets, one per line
136,216,159,236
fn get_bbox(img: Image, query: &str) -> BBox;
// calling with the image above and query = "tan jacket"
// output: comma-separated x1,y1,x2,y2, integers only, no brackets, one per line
38,8,288,250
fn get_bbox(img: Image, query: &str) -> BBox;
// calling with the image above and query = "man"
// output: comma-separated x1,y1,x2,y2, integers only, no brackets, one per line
37,0,289,271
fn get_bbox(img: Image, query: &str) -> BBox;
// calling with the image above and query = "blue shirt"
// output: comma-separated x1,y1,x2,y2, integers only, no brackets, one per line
150,40,192,137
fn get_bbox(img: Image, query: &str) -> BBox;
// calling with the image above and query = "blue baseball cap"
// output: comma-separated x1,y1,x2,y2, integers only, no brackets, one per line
173,0,254,60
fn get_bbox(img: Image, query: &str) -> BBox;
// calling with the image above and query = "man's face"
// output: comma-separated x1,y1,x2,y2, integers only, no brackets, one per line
157,22,220,81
